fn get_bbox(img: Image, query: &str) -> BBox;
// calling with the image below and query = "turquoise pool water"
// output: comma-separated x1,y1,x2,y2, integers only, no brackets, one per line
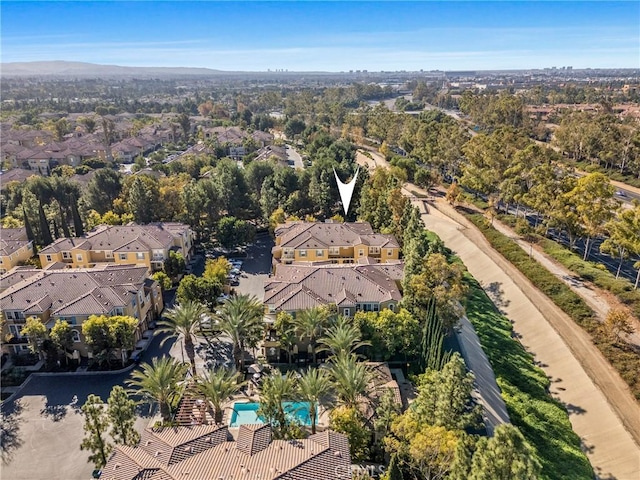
229,402,314,427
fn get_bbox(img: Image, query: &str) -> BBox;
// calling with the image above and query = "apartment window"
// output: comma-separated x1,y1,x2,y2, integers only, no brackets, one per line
316,249,324,257
136,252,145,260
358,249,364,257
62,251,71,260
119,253,128,261
9,325,23,337
113,307,124,316
76,254,83,262
71,330,81,343
105,251,114,259
343,308,351,317
388,304,395,312
299,250,307,257
45,254,53,262
5,311,13,320
387,249,394,256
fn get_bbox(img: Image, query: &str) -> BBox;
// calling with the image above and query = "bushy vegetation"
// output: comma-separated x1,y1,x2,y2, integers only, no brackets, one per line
464,278,594,479
467,213,640,400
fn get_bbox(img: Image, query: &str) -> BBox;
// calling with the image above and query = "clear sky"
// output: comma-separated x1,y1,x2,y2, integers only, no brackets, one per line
1,1,638,71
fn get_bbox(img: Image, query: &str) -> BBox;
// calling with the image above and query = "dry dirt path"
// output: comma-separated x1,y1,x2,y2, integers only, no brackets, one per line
355,151,640,478
421,199,640,480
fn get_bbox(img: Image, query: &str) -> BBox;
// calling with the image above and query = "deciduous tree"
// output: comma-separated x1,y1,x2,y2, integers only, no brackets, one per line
107,386,140,446
80,394,113,468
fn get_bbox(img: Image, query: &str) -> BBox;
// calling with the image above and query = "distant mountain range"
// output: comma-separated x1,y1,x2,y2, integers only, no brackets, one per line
1,61,226,77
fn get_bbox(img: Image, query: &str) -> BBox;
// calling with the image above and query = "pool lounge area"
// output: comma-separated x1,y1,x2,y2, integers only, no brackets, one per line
229,401,315,427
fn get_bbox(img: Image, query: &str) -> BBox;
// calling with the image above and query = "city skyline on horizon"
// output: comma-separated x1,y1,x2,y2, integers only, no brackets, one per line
1,1,639,72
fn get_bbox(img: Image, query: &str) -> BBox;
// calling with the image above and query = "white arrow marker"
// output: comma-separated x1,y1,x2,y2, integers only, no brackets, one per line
334,167,359,215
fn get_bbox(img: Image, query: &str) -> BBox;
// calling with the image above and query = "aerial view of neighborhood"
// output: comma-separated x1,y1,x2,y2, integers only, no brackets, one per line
0,1,639,479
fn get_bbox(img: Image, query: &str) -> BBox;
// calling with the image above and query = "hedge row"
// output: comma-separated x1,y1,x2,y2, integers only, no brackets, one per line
466,213,640,401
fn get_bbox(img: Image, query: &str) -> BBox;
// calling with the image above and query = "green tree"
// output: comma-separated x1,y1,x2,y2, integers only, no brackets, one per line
82,315,138,367
469,424,539,480
293,306,331,364
216,216,255,249
601,204,640,278
203,257,232,284
50,319,74,365
317,317,370,357
177,113,191,140
164,251,186,279
83,168,122,214
214,294,264,371
329,406,371,462
151,271,172,291
603,308,634,344
107,386,140,446
126,357,187,422
195,368,244,424
176,274,221,311
21,316,48,360
385,454,404,480
157,300,209,375
354,308,421,360
80,394,113,468
127,176,159,224
413,353,482,431
330,352,371,410
298,367,333,434
405,253,467,330
257,369,301,439
274,311,297,364
109,315,138,367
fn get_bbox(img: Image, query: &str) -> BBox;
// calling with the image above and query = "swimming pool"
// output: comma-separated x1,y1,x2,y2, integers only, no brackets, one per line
229,402,314,427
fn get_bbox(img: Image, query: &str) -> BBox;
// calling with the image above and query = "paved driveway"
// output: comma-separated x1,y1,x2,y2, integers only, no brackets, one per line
1,333,175,480
234,233,273,301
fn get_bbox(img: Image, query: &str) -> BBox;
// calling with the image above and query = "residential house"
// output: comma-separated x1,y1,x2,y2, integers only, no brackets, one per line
272,221,401,266
0,228,35,275
0,264,163,358
201,126,273,159
102,423,351,480
38,223,194,271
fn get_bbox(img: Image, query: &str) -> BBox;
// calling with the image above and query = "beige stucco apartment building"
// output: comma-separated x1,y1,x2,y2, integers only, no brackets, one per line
38,222,194,271
0,227,35,275
0,264,163,358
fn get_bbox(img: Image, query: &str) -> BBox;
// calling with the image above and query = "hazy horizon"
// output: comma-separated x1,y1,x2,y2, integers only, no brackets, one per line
1,1,639,72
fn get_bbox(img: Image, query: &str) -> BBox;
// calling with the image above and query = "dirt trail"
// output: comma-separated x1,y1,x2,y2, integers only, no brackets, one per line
356,151,640,478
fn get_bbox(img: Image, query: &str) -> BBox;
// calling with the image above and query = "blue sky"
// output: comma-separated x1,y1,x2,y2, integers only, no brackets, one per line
1,1,638,71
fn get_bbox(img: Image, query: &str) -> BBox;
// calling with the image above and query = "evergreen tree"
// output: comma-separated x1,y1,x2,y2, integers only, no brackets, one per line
386,454,404,480
52,219,60,239
71,193,84,236
38,201,53,246
107,386,140,446
469,424,539,480
22,205,35,245
58,203,71,238
80,394,113,468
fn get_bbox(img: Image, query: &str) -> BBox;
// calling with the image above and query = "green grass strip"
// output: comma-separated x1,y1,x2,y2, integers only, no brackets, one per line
466,213,640,401
465,277,594,480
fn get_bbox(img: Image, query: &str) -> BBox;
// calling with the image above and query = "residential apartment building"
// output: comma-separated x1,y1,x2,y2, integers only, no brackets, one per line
0,228,35,275
103,423,351,480
38,222,194,271
272,221,401,266
0,264,162,358
264,262,404,319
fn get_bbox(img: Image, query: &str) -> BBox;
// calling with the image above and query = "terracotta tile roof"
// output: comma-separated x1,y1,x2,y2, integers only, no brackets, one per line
275,221,399,251
103,425,351,480
264,263,403,312
0,227,33,257
0,265,149,316
39,237,91,254
0,168,36,183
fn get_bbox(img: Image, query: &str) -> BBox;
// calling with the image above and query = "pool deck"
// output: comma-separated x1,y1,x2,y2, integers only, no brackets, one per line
222,397,330,431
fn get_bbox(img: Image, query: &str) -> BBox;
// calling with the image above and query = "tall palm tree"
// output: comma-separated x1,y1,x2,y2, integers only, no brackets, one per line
330,352,372,410
317,316,371,357
156,300,209,375
214,294,264,371
126,357,188,422
293,306,330,364
298,368,333,434
194,368,245,424
257,370,299,439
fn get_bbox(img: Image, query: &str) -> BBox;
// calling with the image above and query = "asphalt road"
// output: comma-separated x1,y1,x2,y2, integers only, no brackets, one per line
285,144,304,169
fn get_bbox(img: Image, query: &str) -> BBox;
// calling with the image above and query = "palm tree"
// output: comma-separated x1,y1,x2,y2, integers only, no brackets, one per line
298,368,333,434
293,306,330,364
215,294,264,371
258,370,299,439
317,316,371,357
126,357,188,422
330,352,372,410
156,300,209,375
194,368,245,424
